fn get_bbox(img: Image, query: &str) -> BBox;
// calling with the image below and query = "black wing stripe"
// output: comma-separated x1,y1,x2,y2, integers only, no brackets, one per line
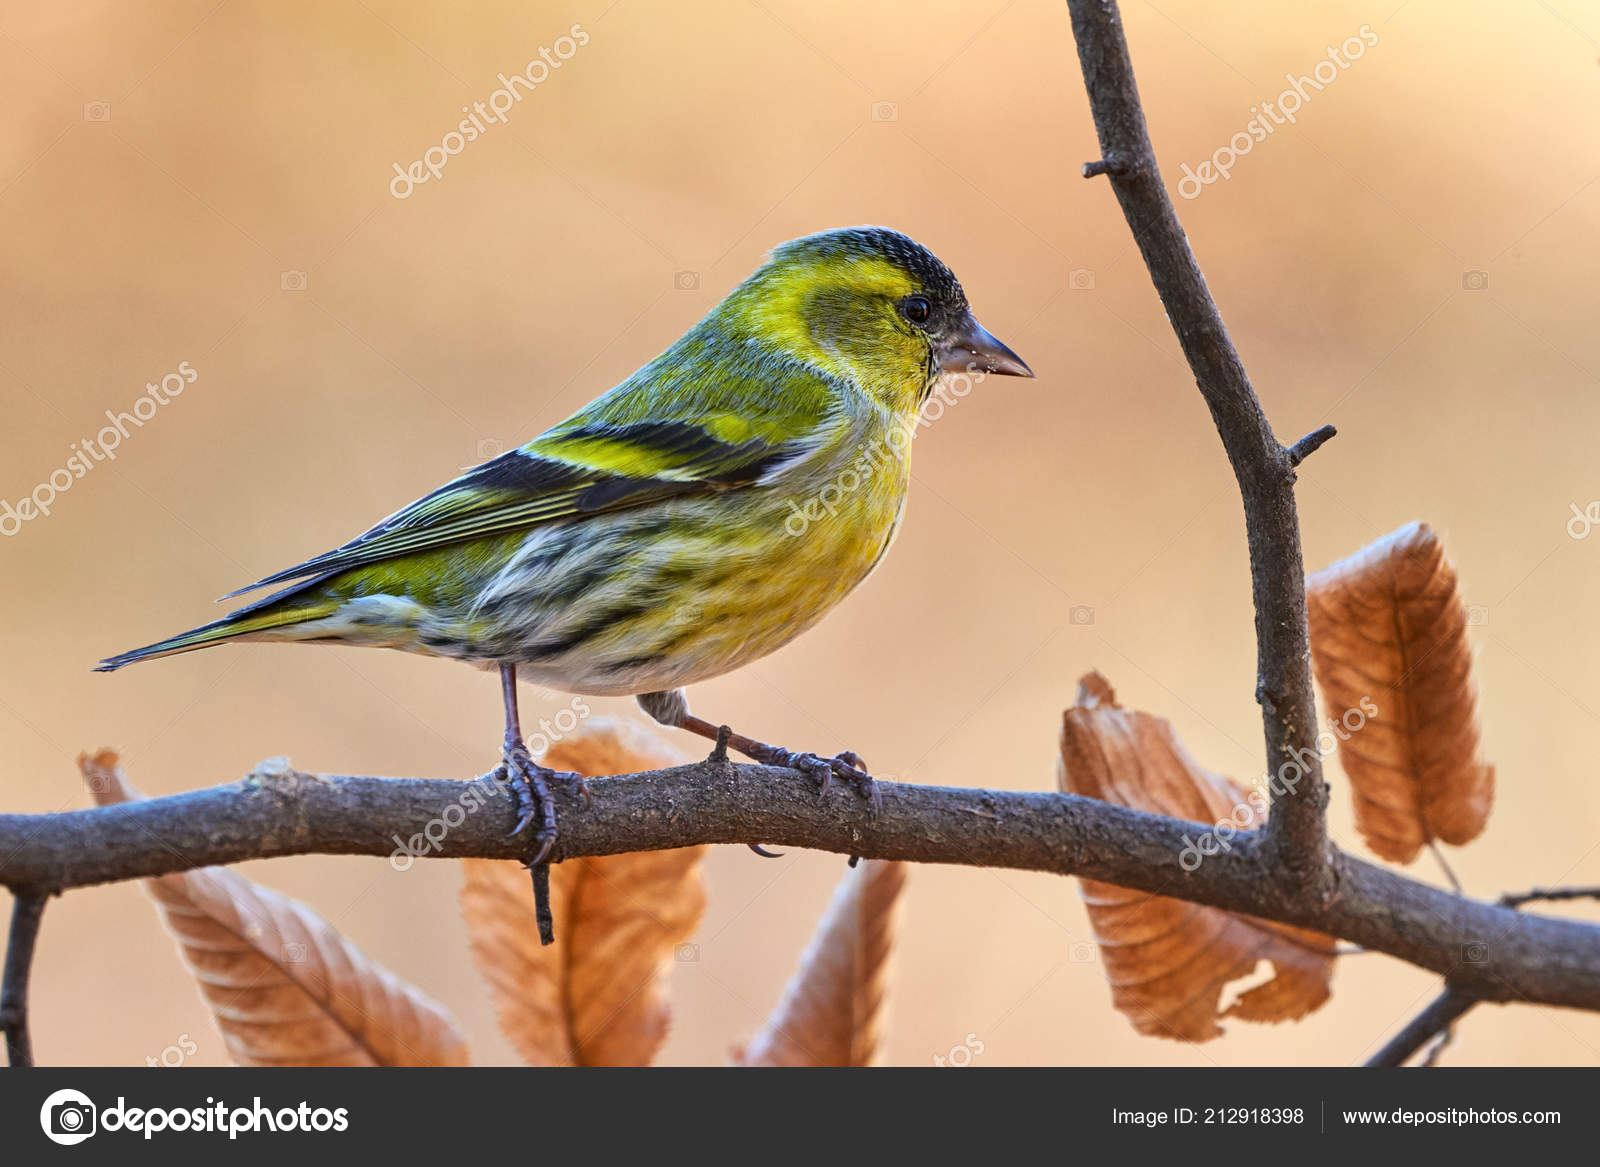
217,425,794,598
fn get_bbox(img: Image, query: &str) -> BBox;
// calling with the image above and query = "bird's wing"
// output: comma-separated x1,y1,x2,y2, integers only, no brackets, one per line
220,406,835,601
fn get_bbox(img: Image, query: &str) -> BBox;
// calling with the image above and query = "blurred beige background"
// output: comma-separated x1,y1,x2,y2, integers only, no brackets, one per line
2,0,1599,1066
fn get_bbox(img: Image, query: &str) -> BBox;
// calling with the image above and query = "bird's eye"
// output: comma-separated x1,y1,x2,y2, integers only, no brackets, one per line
900,296,932,326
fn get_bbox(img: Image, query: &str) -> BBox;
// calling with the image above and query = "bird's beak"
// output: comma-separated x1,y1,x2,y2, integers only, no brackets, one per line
938,313,1034,378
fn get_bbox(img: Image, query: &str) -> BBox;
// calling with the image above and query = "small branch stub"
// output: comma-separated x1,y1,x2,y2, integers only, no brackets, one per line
1082,153,1134,178
1287,424,1338,467
709,724,732,767
529,862,555,947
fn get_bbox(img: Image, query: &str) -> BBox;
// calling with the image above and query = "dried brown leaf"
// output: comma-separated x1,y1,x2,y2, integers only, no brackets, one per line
1305,521,1495,862
79,749,468,1067
460,858,577,1066
1058,674,1336,1042
460,719,706,1066
736,859,908,1067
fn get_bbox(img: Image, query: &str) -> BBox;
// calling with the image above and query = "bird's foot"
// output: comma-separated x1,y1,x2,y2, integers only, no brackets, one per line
761,745,880,813
659,703,880,817
498,740,587,865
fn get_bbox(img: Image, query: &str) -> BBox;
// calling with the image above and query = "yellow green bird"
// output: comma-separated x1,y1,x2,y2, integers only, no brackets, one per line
97,226,1033,860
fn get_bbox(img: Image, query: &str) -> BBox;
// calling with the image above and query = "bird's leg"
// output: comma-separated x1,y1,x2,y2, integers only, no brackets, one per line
635,689,880,813
498,664,588,866
637,692,784,855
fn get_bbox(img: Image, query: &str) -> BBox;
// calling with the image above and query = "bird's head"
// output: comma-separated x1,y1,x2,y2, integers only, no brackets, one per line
718,226,1033,415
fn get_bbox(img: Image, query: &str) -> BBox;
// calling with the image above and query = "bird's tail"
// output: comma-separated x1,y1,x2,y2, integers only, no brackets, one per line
94,598,338,671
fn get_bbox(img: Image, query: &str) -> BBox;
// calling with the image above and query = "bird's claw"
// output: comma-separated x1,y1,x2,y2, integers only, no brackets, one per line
497,743,587,864
560,769,592,805
774,747,879,814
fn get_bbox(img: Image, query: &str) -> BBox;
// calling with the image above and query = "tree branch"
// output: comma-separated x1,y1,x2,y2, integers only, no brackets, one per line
1365,986,1483,1067
1,890,48,1067
5,759,1600,1011
1065,0,1333,902
1366,883,1600,1064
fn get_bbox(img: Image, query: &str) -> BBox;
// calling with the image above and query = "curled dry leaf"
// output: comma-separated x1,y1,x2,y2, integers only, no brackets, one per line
460,719,705,1066
79,749,468,1067
736,858,908,1067
1305,521,1495,863
1058,674,1336,1042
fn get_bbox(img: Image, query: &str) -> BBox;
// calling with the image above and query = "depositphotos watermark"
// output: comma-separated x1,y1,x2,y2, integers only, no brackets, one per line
1176,25,1379,200
2,360,198,537
389,695,592,869
933,1033,986,1067
1178,696,1378,871
146,1033,198,1068
39,1088,348,1144
784,363,991,537
389,23,590,198
389,771,507,871
1567,501,1600,539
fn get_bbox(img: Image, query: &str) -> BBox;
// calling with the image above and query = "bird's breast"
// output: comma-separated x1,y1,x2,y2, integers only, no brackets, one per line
464,412,916,696
638,416,912,676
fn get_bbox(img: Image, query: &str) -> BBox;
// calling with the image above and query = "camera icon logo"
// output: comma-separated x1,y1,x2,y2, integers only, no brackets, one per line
1069,604,1096,626
673,270,700,291
674,942,700,963
83,102,112,122
280,270,308,292
1462,941,1489,963
282,941,308,962
1069,268,1096,290
477,437,506,461
1465,604,1489,627
871,101,899,122
40,1088,97,1145
1461,269,1489,291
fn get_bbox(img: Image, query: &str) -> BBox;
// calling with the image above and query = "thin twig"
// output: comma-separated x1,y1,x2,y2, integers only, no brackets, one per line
1428,839,1464,895
1418,1024,1456,1067
1366,986,1482,1067
1064,0,1333,902
1,891,48,1067
1500,886,1600,909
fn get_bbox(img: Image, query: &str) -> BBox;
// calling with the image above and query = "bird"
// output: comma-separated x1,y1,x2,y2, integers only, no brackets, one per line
96,226,1033,867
